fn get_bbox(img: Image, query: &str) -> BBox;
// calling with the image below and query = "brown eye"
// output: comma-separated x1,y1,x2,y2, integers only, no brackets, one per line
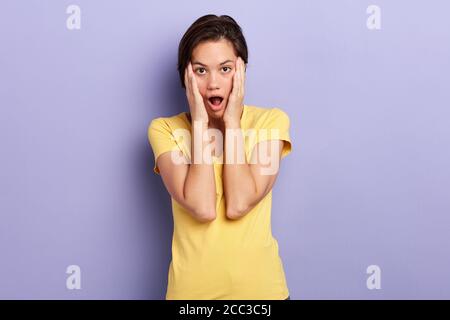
196,68,206,74
222,67,231,72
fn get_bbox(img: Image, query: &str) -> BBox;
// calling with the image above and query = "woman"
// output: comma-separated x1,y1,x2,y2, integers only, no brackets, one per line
148,14,292,300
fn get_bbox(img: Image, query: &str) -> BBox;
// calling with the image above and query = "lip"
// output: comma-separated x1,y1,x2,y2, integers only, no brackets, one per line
207,97,224,111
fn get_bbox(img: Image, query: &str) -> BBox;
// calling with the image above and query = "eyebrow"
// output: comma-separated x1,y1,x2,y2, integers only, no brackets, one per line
192,59,234,67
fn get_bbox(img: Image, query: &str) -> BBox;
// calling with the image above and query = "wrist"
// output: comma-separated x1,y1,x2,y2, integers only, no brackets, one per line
224,119,241,128
191,118,209,126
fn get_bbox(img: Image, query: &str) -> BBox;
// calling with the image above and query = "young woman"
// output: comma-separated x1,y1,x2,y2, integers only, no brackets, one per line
148,14,292,300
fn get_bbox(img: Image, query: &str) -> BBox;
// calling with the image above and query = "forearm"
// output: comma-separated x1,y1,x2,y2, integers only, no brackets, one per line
183,120,217,222
223,121,257,219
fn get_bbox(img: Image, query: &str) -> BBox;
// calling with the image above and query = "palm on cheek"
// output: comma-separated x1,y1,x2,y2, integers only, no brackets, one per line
185,62,209,123
223,57,245,125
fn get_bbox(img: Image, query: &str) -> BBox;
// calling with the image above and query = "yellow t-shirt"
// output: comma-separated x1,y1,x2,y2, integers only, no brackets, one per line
147,104,292,300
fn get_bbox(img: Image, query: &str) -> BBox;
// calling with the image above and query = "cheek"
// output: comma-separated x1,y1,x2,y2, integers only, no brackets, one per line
194,77,207,95
225,77,234,95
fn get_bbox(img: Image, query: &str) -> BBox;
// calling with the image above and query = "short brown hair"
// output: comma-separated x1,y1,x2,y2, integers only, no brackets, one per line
177,14,248,89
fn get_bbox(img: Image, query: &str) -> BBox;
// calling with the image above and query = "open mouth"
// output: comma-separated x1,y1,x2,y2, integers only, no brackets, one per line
208,96,223,106
207,96,224,110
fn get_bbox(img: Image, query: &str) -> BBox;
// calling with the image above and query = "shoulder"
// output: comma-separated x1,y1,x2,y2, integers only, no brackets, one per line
147,112,190,174
148,112,189,136
243,104,290,129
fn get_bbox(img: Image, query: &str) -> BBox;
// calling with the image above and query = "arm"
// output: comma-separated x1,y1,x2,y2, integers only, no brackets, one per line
157,120,217,223
223,120,284,220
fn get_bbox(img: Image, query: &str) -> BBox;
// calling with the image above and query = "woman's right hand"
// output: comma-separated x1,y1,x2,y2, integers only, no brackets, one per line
185,62,209,124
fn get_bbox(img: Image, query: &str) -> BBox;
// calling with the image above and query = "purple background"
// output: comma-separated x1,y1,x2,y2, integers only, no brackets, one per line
1,0,449,299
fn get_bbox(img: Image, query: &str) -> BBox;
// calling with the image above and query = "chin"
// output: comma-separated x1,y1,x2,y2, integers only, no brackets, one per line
207,109,225,119
205,98,227,117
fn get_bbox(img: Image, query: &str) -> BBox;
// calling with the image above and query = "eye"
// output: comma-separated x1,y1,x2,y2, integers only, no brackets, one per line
222,67,232,72
195,67,206,75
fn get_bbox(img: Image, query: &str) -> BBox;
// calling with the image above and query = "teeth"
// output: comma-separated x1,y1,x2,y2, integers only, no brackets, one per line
209,97,222,106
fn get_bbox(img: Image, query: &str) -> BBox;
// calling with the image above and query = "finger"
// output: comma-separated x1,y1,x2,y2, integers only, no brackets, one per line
238,67,242,97
232,67,238,96
184,67,190,99
239,57,245,95
186,63,191,84
187,63,195,103
188,63,195,94
190,65,198,92
240,59,245,95
185,65,192,98
190,65,202,100
237,58,242,92
236,59,241,96
184,66,189,92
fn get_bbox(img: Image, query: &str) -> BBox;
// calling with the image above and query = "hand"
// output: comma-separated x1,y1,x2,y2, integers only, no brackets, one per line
223,56,246,127
184,62,209,123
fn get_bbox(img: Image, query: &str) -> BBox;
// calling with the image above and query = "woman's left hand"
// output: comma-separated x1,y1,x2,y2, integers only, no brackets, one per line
223,56,246,127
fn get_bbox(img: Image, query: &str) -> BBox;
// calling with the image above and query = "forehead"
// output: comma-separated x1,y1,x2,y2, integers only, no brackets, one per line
191,39,236,65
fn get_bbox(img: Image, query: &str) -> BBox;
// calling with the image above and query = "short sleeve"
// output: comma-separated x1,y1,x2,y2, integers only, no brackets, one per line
253,107,292,160
147,117,180,175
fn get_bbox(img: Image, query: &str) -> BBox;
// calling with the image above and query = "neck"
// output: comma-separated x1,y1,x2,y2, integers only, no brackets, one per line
186,106,244,133
208,117,225,135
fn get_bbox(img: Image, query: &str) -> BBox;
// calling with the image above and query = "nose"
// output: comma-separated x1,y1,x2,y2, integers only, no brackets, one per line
206,71,219,90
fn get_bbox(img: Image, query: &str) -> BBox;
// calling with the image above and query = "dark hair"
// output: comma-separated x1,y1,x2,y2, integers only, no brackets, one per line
177,14,248,89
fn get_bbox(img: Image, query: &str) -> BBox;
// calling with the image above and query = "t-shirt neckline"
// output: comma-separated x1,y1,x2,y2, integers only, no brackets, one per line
184,104,247,127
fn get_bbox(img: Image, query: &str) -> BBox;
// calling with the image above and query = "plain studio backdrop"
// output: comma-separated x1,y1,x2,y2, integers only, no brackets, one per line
1,0,449,299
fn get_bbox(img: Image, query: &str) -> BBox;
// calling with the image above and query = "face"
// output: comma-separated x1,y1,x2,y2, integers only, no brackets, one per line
190,38,238,119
